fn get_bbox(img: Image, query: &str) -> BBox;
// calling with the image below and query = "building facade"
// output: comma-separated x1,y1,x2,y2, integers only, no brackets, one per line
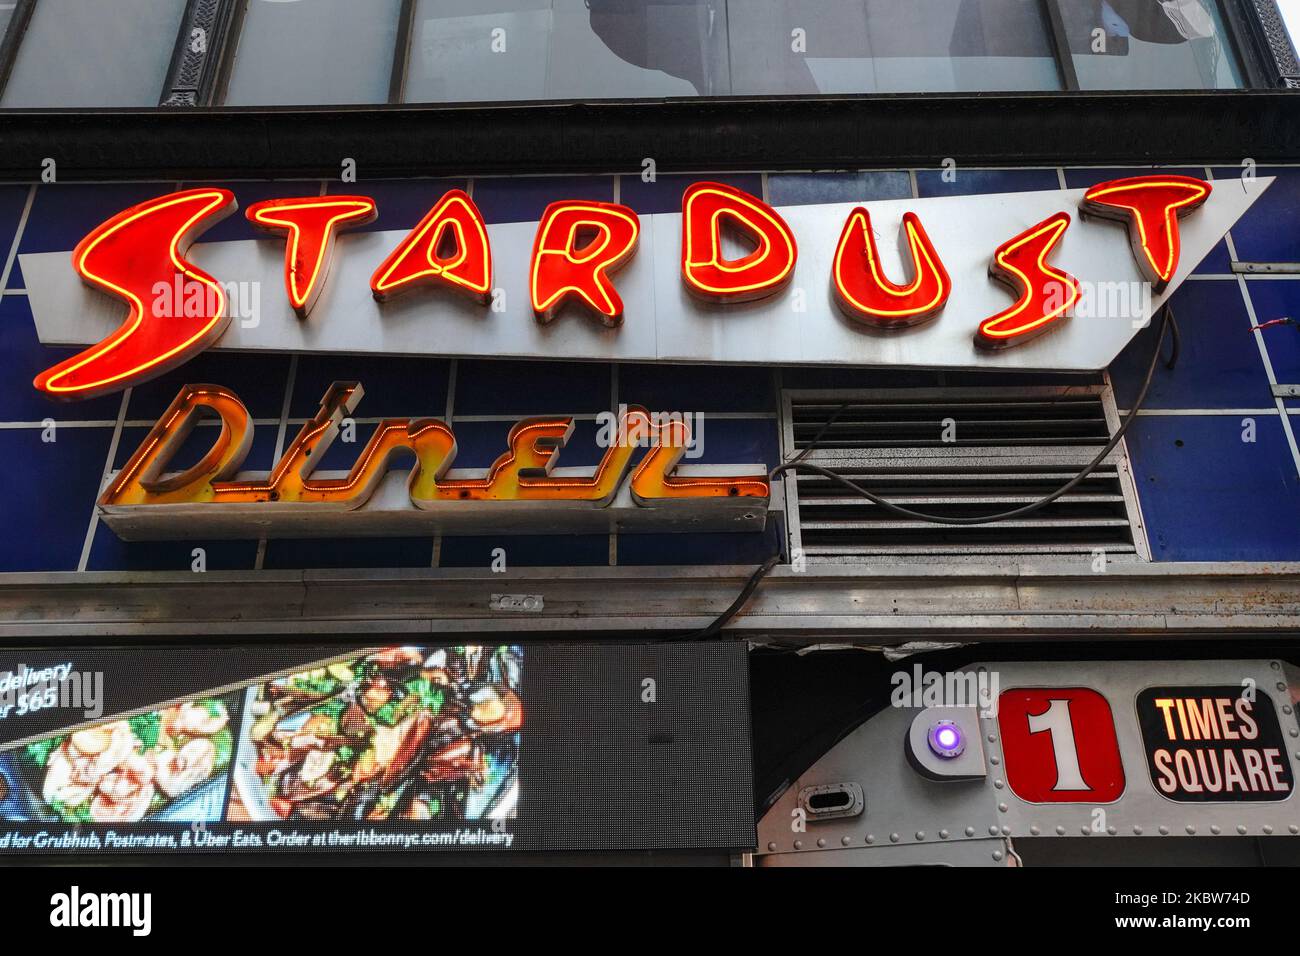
0,0,1299,865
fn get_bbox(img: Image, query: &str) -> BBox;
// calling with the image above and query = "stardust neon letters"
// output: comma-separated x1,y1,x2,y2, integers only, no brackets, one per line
247,195,377,319
33,175,1225,401
1081,175,1212,293
98,382,769,540
33,188,236,401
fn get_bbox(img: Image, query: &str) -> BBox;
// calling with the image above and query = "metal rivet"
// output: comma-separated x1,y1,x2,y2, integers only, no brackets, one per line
1056,826,1066,835
1159,826,1169,835
1272,662,1281,670
1290,825,1299,835
1285,705,1293,715
988,825,999,836
890,832,900,843
940,829,950,840
1132,825,1142,835
1081,825,1090,836
841,836,851,846
987,733,997,743
1001,826,1010,836
1211,825,1221,835
990,756,1000,766
1264,825,1274,835
915,831,925,841
992,851,1004,861
794,840,803,849
1279,683,1288,692
994,779,1004,789
1107,826,1116,835
767,842,776,851
1237,825,1248,835
998,803,1008,812
817,838,826,848
965,827,975,837
1030,825,1040,835
1185,825,1196,835
866,834,875,844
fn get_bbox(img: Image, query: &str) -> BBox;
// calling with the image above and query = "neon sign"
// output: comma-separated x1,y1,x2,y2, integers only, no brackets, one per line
30,174,1246,400
99,383,770,540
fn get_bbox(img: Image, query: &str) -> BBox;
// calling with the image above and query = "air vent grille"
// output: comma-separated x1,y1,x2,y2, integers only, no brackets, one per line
783,387,1144,562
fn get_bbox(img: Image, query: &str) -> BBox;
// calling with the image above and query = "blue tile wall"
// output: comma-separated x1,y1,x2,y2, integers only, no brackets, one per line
2,167,1297,572
1125,415,1300,561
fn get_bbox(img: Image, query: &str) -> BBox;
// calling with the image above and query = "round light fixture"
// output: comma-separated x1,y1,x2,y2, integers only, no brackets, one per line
927,720,965,759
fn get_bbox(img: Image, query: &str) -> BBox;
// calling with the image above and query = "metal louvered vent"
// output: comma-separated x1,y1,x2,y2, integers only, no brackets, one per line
781,386,1147,563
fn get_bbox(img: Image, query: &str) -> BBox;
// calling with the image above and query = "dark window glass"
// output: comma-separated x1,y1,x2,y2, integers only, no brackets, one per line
1057,0,1243,89
1,0,186,107
224,0,402,105
728,0,1061,93
404,0,729,102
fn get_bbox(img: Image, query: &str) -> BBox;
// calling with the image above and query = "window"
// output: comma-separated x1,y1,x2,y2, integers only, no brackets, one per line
1055,0,1244,89
727,0,1062,94
1,0,186,107
223,0,403,105
403,0,728,103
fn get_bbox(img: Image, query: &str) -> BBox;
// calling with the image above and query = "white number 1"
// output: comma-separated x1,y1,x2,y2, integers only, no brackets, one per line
1026,698,1089,791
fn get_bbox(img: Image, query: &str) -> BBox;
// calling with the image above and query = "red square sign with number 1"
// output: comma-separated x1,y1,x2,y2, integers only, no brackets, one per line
998,688,1126,803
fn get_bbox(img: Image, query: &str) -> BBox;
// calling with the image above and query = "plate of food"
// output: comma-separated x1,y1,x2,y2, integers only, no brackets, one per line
231,645,523,823
0,694,240,824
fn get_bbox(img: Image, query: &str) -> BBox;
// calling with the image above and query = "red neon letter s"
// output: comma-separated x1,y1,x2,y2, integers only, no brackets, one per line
976,212,1081,350
33,188,237,401
681,181,797,302
1081,174,1211,293
246,195,377,318
370,189,492,304
832,209,951,328
530,200,640,326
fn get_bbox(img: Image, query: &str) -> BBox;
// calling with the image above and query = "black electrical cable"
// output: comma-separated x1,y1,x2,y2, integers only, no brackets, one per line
677,304,1174,639
1164,303,1180,370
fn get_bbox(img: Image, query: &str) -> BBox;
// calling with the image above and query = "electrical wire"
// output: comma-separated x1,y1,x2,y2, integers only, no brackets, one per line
678,304,1175,638
769,304,1173,526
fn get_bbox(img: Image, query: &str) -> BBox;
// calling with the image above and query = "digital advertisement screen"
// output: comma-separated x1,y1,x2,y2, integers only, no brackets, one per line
0,642,753,856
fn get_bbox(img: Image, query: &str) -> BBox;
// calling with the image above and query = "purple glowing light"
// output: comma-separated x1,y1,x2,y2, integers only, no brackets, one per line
927,720,965,758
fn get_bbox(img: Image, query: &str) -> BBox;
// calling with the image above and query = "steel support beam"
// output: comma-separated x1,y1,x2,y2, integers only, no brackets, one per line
0,561,1295,643
0,92,1297,183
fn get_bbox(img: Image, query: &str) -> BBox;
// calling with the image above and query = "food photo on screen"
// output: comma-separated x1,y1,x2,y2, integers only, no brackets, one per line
228,645,524,824
0,695,241,825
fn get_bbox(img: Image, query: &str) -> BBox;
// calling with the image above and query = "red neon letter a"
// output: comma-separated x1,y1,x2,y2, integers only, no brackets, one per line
370,189,492,304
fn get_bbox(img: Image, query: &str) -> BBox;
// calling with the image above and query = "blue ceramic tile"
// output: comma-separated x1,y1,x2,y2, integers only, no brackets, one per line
329,178,467,233
13,182,173,289
1211,166,1300,264
1241,279,1300,390
1108,280,1272,410
914,168,1060,198
617,530,777,566
186,181,324,244
290,354,451,419
766,172,912,207
472,176,615,225
0,427,111,571
618,363,775,414
780,366,944,389
125,349,292,422
263,536,434,570
87,528,258,572
0,185,30,280
1063,167,1230,274
620,173,764,216
1126,415,1300,561
686,418,780,468
453,359,610,415
439,534,609,567
0,295,122,422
